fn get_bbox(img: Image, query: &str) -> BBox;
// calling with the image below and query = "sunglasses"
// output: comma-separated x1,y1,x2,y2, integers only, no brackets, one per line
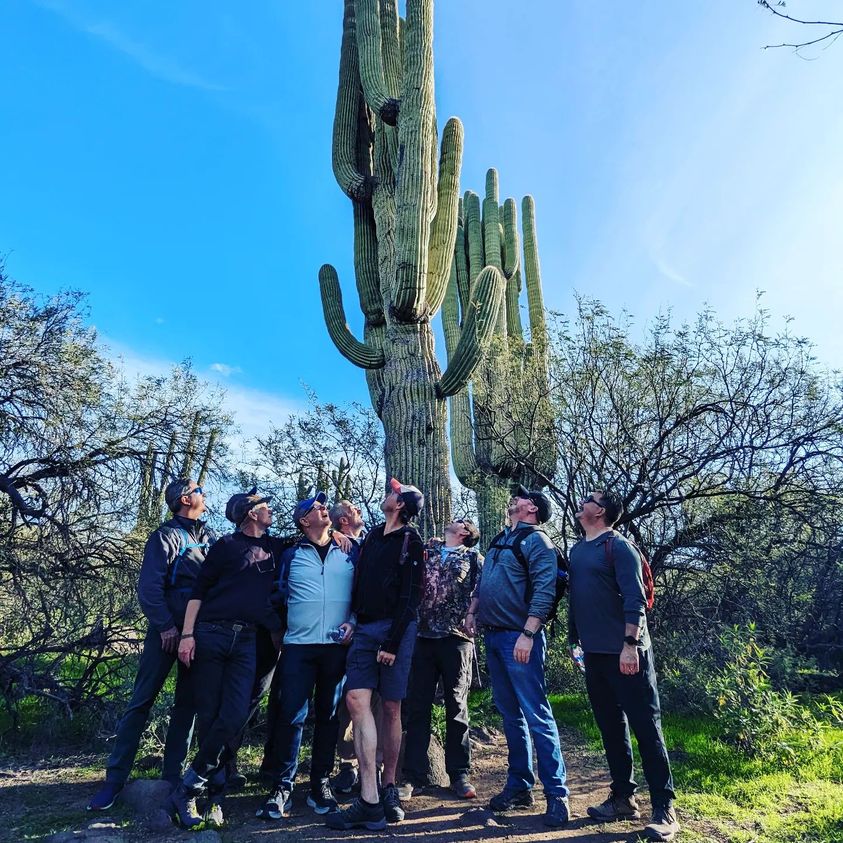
581,495,604,508
187,486,203,496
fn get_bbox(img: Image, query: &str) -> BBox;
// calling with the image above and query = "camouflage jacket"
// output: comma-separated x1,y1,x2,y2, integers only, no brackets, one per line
418,539,483,639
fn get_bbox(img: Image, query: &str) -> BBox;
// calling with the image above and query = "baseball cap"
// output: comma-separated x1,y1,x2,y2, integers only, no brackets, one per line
293,491,328,526
514,483,552,523
389,477,425,518
226,487,272,525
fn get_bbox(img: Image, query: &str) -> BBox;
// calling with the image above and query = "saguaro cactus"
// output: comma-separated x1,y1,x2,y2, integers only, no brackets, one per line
319,0,504,535
443,179,555,545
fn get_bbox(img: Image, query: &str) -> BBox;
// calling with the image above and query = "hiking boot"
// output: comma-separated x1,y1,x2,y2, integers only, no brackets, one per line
325,796,387,831
204,800,225,829
450,773,477,799
381,783,405,822
644,804,680,841
543,794,570,827
87,781,123,811
307,778,339,814
489,786,534,812
332,764,359,794
168,782,205,830
587,791,641,821
397,780,425,799
256,787,292,820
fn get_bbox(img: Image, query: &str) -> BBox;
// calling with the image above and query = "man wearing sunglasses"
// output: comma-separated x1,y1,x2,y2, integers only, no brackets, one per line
88,479,215,812
169,489,286,830
570,489,678,842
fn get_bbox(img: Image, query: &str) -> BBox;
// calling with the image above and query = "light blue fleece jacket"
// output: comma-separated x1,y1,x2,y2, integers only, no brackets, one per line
284,540,355,645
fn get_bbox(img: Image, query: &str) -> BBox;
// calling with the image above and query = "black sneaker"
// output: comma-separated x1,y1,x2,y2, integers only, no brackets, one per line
87,781,123,812
167,782,204,830
307,778,339,814
381,783,405,822
489,786,534,812
256,787,292,820
644,804,680,841
543,795,570,827
450,773,477,799
325,796,387,831
587,791,641,821
331,765,359,794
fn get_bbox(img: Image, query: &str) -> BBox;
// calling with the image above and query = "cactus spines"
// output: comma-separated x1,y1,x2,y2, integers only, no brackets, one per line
319,0,504,535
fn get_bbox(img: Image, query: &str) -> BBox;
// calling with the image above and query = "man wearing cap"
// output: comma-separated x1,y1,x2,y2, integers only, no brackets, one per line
87,479,214,812
403,518,483,800
465,485,570,827
168,490,285,830
256,492,357,821
571,489,679,842
326,479,425,832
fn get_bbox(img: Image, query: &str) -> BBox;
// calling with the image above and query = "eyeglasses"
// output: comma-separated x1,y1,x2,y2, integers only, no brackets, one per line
186,486,203,496
581,495,604,508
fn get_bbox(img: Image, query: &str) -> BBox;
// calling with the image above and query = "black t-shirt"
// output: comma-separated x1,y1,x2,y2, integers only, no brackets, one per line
190,531,289,630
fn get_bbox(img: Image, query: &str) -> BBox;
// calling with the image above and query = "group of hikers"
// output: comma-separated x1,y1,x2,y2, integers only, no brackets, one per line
86,475,680,841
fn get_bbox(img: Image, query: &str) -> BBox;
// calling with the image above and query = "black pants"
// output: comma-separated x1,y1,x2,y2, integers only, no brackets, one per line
189,622,256,781
584,647,675,807
403,635,473,782
264,643,348,789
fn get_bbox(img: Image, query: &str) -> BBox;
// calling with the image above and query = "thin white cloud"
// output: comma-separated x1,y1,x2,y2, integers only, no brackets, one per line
33,0,227,92
209,362,242,377
651,252,693,289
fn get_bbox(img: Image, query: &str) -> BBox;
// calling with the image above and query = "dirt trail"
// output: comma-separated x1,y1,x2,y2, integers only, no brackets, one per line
0,727,697,842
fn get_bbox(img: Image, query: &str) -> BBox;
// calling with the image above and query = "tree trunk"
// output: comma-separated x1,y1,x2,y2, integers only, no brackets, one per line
477,481,509,551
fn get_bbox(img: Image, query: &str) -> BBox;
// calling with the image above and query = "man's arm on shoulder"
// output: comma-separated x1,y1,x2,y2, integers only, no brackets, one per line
137,528,177,632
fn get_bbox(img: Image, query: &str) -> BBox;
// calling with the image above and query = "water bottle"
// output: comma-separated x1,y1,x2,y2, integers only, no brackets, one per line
572,645,585,673
329,627,346,643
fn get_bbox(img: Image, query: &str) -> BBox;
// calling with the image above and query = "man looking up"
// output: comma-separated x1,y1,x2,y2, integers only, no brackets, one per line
257,492,357,821
168,490,283,830
326,479,424,832
571,489,678,842
465,485,570,828
403,518,482,799
88,479,213,812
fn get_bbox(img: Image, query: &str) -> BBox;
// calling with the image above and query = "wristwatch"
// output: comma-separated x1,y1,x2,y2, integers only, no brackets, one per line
623,635,640,646
521,628,536,639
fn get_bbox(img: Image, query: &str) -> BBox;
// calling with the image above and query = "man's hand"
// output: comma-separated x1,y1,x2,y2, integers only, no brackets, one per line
160,626,179,654
514,634,534,665
620,643,640,675
334,532,352,553
376,648,396,666
178,635,196,667
338,622,354,645
463,612,477,637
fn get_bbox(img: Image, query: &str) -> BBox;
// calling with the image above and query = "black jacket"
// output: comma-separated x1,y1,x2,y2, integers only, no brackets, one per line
137,515,216,632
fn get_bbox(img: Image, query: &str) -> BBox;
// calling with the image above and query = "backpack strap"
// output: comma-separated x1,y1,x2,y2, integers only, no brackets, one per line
169,526,210,586
398,526,412,566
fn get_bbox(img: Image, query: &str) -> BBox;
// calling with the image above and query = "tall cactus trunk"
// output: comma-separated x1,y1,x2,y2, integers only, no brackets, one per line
477,482,509,548
381,322,450,533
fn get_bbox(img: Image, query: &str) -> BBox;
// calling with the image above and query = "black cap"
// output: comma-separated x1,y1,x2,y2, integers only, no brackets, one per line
226,487,272,525
515,484,552,523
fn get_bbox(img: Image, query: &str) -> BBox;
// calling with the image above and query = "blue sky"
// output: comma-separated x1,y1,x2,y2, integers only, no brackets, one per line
3,0,842,433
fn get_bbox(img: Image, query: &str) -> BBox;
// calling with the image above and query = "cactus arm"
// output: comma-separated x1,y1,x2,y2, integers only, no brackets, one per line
425,117,464,317
353,200,384,325
502,198,519,280
506,267,525,339
179,412,201,478
391,0,436,322
332,1,376,201
482,170,502,273
455,216,470,317
522,195,547,343
464,190,483,294
197,428,218,487
356,0,400,125
319,265,386,369
436,266,504,398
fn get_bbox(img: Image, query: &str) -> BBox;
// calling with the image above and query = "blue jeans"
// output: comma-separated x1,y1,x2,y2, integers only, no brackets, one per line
484,629,568,797
105,625,195,784
188,622,256,780
265,643,348,789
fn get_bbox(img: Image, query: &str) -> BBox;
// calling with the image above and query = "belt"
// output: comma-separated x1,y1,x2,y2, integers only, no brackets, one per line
483,625,521,633
200,620,256,632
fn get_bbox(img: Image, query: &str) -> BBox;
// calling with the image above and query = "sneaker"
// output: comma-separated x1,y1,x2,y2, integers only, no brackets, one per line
204,801,224,829
644,804,680,841
256,787,292,820
587,791,641,822
397,780,424,799
543,794,570,827
450,774,477,799
325,796,387,831
307,778,339,814
489,786,534,812
331,765,359,794
381,783,405,823
167,782,204,830
87,781,123,812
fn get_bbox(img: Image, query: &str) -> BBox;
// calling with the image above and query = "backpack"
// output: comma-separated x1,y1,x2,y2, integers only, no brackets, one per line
168,527,210,591
488,526,569,625
603,532,655,610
